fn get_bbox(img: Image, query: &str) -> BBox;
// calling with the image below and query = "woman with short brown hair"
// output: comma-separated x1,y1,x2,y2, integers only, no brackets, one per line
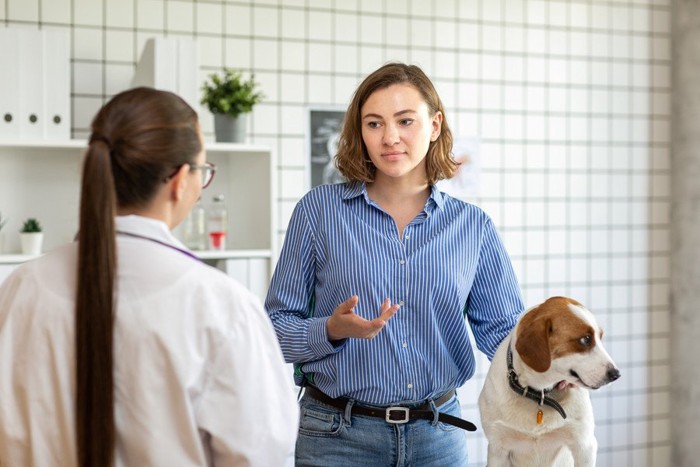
266,63,523,466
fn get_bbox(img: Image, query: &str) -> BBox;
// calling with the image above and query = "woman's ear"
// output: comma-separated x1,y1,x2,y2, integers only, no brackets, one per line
167,164,190,202
430,111,443,142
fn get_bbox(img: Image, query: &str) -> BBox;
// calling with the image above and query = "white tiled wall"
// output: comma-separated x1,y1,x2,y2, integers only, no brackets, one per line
1,0,671,465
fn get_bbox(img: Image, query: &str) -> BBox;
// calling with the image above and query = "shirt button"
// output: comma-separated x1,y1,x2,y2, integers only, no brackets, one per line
407,383,413,389
399,259,405,265
402,342,407,348
405,235,410,240
399,300,404,306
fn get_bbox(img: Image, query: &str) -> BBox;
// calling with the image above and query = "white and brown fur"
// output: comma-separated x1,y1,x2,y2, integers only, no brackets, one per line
479,297,620,466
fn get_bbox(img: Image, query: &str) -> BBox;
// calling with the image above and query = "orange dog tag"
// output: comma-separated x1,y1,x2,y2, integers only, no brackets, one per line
536,409,543,424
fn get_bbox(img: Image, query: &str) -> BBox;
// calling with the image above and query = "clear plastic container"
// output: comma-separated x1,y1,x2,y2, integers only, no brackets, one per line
208,194,228,250
182,200,207,250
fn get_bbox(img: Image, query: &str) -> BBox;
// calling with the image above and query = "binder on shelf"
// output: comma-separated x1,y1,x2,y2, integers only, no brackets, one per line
131,37,200,111
42,30,71,141
176,39,198,111
0,29,21,139
0,27,71,142
18,28,44,140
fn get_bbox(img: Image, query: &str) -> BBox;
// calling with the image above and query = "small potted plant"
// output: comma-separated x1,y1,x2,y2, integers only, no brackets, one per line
20,217,43,256
201,68,264,143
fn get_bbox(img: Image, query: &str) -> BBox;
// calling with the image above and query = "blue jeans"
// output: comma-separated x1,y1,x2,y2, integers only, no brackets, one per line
295,391,469,467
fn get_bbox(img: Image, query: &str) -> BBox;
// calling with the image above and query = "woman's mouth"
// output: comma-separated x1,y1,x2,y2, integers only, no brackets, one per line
381,151,405,159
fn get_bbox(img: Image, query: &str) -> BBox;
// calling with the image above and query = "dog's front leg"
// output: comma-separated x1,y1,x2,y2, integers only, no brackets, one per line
568,437,597,467
487,443,514,467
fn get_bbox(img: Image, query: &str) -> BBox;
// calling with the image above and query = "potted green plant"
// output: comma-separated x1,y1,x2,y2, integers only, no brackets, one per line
201,68,264,143
20,217,43,256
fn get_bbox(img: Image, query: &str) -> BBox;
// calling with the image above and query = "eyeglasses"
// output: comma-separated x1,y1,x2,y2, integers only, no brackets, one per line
189,162,216,188
165,162,216,189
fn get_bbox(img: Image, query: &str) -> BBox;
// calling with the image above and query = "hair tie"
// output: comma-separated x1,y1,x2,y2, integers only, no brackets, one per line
89,134,113,150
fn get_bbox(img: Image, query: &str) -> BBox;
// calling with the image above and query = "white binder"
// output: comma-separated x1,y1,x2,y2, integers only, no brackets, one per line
132,37,200,111
176,39,199,110
42,30,70,140
0,28,71,141
0,29,21,139
18,28,44,139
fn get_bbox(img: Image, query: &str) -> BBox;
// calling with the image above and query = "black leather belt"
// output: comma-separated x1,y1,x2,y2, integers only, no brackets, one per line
304,386,477,432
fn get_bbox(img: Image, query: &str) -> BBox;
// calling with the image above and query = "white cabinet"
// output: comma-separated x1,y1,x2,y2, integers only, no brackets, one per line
0,140,277,300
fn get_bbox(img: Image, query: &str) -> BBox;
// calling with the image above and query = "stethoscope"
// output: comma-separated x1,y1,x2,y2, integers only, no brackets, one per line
116,231,202,262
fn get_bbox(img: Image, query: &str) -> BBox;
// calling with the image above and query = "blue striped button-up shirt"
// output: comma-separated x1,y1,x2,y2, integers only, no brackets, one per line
265,182,523,405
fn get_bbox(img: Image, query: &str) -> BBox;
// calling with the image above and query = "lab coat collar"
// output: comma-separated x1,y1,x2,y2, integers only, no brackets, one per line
115,215,188,252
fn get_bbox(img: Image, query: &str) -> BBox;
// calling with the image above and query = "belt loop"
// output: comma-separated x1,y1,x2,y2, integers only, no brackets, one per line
428,398,439,426
343,398,355,426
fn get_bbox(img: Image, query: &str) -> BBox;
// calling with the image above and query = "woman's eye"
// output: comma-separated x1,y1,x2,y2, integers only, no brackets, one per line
579,335,592,347
367,121,380,129
399,119,413,126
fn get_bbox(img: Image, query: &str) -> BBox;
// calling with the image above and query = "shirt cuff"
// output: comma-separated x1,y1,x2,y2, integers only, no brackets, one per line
308,316,346,357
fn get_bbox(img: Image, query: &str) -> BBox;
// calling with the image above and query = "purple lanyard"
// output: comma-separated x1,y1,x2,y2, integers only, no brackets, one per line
116,231,203,263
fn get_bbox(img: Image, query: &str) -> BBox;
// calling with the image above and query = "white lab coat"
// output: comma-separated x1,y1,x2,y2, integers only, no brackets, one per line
0,215,298,466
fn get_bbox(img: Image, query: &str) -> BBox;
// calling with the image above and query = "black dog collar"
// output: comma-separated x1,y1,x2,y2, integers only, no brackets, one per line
506,341,567,420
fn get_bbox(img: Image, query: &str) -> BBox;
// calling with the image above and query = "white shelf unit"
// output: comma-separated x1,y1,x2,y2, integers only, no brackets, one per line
0,140,277,300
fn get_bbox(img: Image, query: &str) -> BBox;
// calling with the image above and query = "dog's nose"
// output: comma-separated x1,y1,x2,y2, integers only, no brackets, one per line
607,367,621,382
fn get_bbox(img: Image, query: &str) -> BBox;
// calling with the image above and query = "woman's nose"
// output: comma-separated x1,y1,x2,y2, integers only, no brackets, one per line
382,124,399,145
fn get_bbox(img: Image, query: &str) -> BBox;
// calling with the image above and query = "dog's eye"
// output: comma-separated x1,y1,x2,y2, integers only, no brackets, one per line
579,335,593,347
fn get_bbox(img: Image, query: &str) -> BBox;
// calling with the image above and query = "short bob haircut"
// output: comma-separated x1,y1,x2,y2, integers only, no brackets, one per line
335,62,456,185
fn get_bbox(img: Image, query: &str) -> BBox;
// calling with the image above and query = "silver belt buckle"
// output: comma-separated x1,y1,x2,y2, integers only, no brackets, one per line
385,406,410,424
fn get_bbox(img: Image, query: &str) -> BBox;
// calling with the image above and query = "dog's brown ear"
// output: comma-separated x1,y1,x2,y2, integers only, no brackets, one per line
515,309,552,373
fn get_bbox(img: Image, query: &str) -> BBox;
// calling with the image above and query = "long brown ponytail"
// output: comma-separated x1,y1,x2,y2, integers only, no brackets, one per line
75,87,200,467
76,136,117,467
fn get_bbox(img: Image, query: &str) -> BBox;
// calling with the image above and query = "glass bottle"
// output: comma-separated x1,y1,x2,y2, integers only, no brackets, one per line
208,194,228,250
183,200,207,250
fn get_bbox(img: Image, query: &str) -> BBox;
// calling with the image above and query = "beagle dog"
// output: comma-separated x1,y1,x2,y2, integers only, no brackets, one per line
478,296,620,466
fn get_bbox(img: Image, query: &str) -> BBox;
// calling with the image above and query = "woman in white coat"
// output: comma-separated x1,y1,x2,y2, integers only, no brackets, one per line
0,87,298,466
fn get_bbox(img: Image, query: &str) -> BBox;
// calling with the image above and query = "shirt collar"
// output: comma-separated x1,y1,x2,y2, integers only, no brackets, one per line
342,182,445,212
428,184,445,211
115,215,187,250
341,181,365,200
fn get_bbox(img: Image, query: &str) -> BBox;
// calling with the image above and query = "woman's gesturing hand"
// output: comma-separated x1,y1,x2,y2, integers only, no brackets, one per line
326,296,400,341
